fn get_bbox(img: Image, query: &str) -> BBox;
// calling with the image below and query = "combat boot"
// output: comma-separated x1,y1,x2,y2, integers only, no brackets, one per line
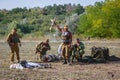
63,59,67,64
17,60,20,63
67,58,72,65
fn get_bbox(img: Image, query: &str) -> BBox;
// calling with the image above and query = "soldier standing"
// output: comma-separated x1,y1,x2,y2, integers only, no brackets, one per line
7,28,21,63
56,25,72,65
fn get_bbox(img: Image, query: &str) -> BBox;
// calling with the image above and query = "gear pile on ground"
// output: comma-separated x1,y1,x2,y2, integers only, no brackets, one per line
81,46,109,63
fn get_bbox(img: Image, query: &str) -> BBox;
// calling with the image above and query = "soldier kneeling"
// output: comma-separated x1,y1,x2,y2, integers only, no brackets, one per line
35,39,51,61
71,38,85,62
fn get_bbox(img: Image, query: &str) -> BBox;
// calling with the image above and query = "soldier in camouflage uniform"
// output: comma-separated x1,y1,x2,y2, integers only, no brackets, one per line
35,39,51,61
71,38,85,62
56,25,72,65
7,28,21,63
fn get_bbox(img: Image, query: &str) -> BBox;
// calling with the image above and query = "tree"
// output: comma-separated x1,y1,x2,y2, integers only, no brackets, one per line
73,4,85,15
77,0,120,38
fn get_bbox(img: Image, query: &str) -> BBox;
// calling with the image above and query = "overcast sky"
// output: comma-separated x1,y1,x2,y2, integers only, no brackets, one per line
0,0,104,10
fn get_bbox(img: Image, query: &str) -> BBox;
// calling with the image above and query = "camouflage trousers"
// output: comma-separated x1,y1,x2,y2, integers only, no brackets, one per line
37,51,47,61
10,45,20,62
71,49,85,62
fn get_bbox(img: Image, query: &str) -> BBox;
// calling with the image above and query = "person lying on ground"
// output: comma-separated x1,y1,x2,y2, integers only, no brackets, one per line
10,60,51,70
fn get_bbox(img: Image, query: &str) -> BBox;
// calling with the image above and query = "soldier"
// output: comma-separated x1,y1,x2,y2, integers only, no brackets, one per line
56,25,72,65
35,39,51,61
6,28,21,63
71,38,85,62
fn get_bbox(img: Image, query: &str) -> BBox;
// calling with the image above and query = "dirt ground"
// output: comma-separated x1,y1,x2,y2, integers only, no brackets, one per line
0,39,120,80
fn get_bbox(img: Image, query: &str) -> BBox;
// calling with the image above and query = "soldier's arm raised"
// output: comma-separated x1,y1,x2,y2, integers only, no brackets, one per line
56,25,62,32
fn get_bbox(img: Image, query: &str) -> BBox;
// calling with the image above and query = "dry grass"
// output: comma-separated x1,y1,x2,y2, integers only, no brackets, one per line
0,40,120,80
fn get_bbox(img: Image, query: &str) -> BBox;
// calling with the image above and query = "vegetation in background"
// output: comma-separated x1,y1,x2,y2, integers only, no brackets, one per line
77,0,120,38
0,0,120,39
0,4,84,39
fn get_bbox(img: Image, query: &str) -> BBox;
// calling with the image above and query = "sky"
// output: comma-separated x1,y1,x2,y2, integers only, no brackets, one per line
0,0,104,10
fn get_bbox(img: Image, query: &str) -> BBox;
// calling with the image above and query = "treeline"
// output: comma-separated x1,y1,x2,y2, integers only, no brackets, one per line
0,0,120,39
0,3,84,38
77,0,120,38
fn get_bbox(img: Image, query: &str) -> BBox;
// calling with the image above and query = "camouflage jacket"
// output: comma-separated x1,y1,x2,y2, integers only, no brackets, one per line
7,33,20,46
36,42,51,53
74,42,85,51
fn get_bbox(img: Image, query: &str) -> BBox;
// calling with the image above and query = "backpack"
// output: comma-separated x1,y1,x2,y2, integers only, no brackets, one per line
91,46,109,60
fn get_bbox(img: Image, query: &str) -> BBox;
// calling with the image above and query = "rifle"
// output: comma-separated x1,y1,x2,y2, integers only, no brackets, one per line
50,17,56,32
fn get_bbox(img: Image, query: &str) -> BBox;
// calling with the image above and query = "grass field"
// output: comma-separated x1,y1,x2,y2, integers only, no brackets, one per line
0,39,120,80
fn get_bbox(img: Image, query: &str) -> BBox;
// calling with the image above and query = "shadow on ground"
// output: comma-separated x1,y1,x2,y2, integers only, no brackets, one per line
71,55,120,65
